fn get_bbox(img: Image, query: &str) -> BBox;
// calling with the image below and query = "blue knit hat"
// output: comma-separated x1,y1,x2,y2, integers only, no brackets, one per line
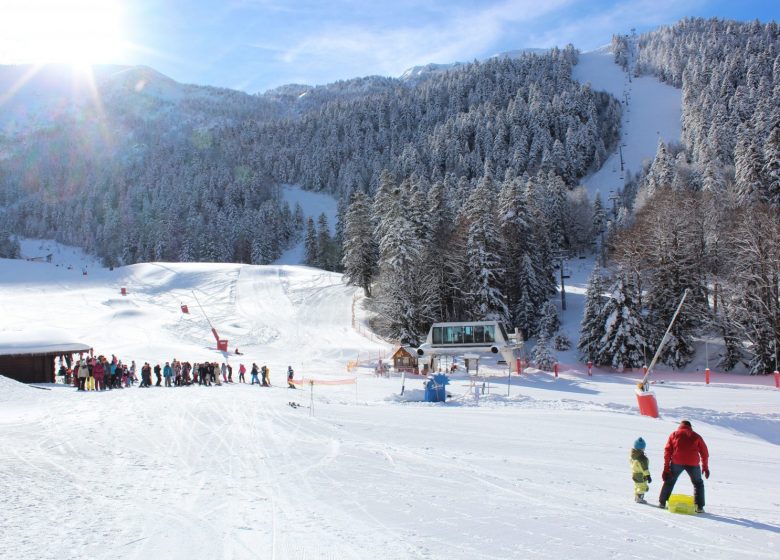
633,437,646,450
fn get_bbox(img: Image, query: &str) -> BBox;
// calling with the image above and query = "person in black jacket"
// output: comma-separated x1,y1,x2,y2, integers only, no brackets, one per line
287,366,296,389
154,363,162,386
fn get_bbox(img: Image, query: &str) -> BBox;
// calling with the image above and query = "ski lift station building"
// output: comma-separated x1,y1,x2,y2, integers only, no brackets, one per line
415,321,519,370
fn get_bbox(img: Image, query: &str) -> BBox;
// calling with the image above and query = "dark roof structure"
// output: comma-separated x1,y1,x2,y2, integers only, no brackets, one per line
0,333,90,384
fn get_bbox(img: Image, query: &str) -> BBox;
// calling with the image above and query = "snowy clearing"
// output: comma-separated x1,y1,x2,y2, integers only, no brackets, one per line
275,185,339,266
1,252,779,559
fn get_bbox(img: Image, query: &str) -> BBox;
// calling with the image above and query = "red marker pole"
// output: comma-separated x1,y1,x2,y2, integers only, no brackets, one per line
775,370,779,389
587,361,593,377
554,362,559,379
705,368,711,385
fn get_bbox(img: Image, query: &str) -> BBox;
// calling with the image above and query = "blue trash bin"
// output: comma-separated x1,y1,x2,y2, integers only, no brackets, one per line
424,374,449,402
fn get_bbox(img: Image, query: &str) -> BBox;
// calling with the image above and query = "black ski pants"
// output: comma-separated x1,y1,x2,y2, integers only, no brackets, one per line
659,463,705,508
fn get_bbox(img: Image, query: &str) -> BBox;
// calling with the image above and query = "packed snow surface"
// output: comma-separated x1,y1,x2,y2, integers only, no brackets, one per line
573,48,682,200
1,250,779,559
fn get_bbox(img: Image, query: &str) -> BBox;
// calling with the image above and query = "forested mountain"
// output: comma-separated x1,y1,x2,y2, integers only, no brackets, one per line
4,18,778,369
0,48,620,321
598,18,780,373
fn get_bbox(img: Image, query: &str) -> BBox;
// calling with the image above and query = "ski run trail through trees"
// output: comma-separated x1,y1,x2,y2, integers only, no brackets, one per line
2,51,779,560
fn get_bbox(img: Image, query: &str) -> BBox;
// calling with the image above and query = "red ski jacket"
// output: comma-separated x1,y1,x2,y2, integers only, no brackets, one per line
664,425,709,470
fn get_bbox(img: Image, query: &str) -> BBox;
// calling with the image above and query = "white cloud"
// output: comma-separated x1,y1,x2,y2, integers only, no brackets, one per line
276,0,574,78
526,0,706,51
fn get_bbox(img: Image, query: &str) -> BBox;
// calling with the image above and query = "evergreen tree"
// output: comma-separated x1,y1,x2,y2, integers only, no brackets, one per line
0,225,21,259
538,301,560,339
734,131,764,205
463,174,507,321
578,264,606,362
762,121,780,207
373,178,426,344
532,334,556,371
342,191,377,297
598,272,646,369
316,213,334,270
304,218,318,267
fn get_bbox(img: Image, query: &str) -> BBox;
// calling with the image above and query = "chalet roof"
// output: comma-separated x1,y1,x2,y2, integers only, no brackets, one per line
390,346,416,359
0,329,90,357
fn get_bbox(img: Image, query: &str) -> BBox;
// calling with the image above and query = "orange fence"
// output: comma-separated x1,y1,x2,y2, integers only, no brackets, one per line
291,378,357,386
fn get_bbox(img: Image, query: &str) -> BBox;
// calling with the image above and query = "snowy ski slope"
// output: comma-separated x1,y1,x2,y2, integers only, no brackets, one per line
573,46,682,201
0,48,774,560
2,249,780,560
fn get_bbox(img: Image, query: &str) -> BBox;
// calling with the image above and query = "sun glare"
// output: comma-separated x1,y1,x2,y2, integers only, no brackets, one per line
0,0,125,65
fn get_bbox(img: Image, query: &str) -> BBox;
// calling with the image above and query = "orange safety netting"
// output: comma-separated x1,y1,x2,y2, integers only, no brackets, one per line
291,378,357,386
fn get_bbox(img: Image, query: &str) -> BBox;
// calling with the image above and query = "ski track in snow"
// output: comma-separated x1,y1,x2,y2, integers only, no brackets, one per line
2,252,780,559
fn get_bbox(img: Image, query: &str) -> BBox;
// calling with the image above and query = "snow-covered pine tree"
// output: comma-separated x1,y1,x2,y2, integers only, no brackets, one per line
342,191,377,297
762,120,780,208
734,130,765,205
462,173,507,322
316,213,334,270
0,225,20,259
598,271,646,369
498,172,531,329
532,334,556,371
578,264,606,362
303,217,318,267
538,301,560,339
419,179,457,322
373,175,426,344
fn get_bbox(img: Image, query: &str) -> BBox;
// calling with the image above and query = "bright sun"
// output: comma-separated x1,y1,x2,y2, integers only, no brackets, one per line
0,0,124,65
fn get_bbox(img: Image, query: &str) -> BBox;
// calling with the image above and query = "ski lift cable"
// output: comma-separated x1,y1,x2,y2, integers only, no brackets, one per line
190,290,216,331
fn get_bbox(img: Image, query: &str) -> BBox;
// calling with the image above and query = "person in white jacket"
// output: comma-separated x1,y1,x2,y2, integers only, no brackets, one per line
77,358,89,391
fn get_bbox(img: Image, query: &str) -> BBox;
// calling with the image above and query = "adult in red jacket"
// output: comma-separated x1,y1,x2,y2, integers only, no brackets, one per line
658,420,709,512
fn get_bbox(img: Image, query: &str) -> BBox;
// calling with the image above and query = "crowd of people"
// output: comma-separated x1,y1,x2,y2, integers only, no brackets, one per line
58,354,298,391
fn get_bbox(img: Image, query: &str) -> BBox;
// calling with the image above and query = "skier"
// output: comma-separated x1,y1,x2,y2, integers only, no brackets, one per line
154,363,162,386
163,362,173,387
250,363,260,385
630,437,652,504
227,363,233,383
221,362,227,383
658,420,710,512
287,366,295,389
238,363,246,383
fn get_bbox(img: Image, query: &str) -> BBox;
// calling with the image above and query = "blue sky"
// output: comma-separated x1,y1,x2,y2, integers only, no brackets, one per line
2,0,779,93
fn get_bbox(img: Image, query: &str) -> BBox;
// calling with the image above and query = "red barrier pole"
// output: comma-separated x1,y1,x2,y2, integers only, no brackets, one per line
587,361,593,377
705,368,710,385
775,370,779,389
554,363,558,379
